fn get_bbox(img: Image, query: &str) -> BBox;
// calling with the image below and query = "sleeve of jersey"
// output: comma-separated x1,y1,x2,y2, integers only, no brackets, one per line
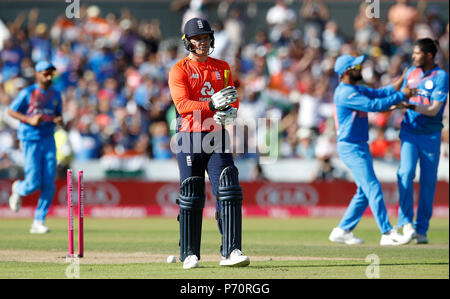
401,68,414,89
168,65,211,114
9,89,28,114
343,88,405,112
431,72,449,103
360,84,396,98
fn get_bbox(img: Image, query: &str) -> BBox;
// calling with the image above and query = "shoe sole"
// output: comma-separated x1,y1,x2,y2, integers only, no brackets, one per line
380,240,405,246
220,258,250,267
329,237,345,244
183,263,199,269
330,237,363,245
415,240,429,244
402,231,417,243
30,230,49,234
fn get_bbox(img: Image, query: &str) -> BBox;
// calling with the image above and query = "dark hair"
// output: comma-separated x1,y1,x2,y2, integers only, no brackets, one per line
415,38,440,58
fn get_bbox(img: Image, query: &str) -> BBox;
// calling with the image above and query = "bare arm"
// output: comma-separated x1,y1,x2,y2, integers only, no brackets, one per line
318,0,330,20
392,68,408,91
409,100,444,117
8,108,42,126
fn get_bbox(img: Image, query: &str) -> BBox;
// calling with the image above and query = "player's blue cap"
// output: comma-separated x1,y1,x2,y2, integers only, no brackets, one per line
182,18,214,40
334,54,366,75
35,61,56,72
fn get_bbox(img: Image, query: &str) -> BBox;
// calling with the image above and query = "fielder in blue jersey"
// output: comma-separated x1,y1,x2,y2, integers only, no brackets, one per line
395,38,449,244
329,54,415,246
8,61,63,234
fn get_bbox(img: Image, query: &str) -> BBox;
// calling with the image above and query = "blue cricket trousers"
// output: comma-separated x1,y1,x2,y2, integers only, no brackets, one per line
16,135,57,221
337,141,393,234
397,130,441,235
175,131,235,197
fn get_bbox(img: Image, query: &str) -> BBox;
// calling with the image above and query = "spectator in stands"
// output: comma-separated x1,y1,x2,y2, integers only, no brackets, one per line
300,0,329,48
296,127,315,160
0,1,447,182
388,0,418,47
150,121,172,160
370,126,393,160
266,0,297,45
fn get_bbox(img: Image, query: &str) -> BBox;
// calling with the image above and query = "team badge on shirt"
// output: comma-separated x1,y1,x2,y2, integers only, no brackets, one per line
424,80,434,90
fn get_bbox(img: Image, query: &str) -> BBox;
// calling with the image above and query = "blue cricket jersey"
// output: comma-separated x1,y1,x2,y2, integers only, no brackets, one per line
9,83,62,141
401,66,449,134
333,83,405,143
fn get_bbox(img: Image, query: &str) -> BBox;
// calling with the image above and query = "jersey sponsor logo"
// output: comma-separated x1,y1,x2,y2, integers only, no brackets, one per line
351,110,367,121
28,88,57,116
200,81,215,96
190,73,199,79
406,69,437,106
358,111,367,118
410,89,431,105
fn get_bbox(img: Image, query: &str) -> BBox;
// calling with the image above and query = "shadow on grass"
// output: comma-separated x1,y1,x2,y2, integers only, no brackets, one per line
245,261,449,270
192,261,448,271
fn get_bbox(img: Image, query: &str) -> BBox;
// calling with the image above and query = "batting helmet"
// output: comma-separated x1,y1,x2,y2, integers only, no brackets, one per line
182,18,215,52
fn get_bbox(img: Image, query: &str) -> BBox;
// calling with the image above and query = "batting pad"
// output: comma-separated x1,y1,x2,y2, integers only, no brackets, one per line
217,166,243,258
178,176,205,262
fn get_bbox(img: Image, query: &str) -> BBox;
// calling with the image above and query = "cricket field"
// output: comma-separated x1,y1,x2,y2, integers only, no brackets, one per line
0,217,448,279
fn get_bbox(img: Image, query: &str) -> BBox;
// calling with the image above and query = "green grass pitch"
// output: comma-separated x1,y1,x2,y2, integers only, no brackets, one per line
0,217,448,279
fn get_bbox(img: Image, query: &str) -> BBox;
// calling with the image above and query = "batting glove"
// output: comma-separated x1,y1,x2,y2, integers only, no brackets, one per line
209,86,238,111
213,106,237,126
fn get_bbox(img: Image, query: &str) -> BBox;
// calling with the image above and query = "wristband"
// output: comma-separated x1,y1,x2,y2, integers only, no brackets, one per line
23,116,29,124
408,104,416,111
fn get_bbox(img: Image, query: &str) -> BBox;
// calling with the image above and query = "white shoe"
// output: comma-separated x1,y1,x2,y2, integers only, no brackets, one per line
329,227,364,245
220,249,250,267
380,228,408,246
415,233,429,244
30,220,50,234
402,223,417,244
9,180,22,212
183,255,199,269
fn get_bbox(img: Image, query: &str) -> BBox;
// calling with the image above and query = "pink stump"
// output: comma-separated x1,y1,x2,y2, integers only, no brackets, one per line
78,170,84,258
67,169,74,257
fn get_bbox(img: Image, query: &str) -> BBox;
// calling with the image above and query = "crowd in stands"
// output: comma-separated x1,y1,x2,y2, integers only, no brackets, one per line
0,0,448,180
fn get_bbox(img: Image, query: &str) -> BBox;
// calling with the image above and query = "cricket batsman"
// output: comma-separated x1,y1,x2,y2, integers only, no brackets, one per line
8,61,63,234
168,17,250,269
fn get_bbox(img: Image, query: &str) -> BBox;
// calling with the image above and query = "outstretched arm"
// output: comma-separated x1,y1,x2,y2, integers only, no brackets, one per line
341,88,406,112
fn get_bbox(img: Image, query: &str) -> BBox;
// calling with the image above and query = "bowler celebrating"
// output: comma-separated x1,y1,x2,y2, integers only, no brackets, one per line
8,61,63,234
168,18,250,269
396,38,449,244
329,54,413,246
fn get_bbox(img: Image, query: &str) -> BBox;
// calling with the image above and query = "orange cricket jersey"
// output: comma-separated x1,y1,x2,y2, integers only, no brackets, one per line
168,56,239,132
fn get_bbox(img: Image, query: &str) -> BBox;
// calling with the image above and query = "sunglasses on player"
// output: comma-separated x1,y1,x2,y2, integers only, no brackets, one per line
348,64,361,71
